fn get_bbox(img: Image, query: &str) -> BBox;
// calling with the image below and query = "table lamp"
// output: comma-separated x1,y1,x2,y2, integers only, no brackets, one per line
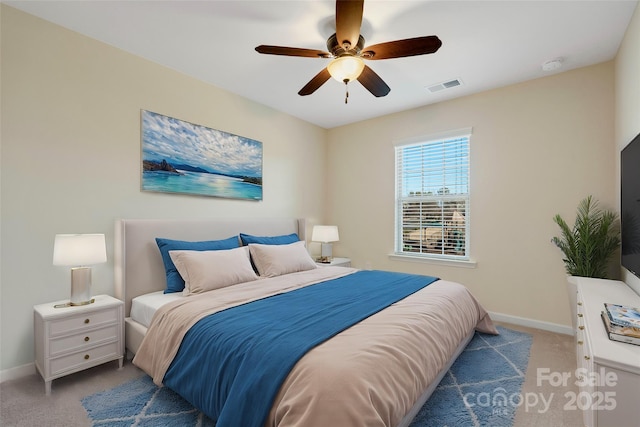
312,225,339,263
53,234,107,307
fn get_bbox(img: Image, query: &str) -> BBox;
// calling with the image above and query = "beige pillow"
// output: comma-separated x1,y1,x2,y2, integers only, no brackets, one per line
248,241,317,277
169,246,258,295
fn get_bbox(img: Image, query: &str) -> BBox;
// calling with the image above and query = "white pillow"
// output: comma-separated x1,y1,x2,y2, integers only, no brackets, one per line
169,246,258,295
248,241,317,277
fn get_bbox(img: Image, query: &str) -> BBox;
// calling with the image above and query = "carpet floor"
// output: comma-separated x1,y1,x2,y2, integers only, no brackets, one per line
81,326,530,427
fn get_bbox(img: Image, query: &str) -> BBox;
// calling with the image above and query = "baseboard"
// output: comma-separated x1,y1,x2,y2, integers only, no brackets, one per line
489,311,574,336
0,362,36,383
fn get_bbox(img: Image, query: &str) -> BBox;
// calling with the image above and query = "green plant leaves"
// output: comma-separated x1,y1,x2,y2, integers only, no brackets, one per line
552,195,620,279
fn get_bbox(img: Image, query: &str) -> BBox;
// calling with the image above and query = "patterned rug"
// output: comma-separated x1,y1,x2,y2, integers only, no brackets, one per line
82,326,531,427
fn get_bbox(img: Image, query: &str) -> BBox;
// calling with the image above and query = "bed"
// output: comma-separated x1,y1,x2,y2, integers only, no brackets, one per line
114,218,496,427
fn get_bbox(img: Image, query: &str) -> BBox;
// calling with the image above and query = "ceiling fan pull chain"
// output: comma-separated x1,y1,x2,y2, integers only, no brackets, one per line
344,79,349,104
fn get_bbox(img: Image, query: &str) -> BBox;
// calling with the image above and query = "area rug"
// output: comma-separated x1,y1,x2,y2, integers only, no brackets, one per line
82,326,531,427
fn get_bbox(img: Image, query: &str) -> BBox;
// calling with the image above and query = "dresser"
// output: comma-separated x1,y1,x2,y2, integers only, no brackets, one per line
573,277,640,427
34,294,124,394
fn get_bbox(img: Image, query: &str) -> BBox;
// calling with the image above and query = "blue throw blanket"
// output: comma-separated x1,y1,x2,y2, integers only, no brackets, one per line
163,270,439,427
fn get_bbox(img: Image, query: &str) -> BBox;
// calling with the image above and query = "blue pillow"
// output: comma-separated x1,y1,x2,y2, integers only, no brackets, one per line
156,236,240,293
239,233,300,246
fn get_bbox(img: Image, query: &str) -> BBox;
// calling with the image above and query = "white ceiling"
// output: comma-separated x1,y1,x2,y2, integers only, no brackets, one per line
5,0,638,129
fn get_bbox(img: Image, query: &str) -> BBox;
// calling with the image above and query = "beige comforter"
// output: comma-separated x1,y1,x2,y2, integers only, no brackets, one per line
134,267,496,427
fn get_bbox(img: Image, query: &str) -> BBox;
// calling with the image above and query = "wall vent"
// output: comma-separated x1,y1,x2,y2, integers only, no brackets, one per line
427,78,463,93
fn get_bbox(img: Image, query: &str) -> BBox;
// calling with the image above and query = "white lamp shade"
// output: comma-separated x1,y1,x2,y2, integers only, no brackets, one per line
53,234,107,266
327,56,365,82
312,225,340,243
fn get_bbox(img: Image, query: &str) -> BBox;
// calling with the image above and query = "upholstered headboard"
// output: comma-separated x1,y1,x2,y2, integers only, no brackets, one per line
114,218,306,316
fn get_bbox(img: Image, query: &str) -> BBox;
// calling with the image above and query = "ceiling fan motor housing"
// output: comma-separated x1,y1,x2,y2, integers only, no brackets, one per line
327,33,366,58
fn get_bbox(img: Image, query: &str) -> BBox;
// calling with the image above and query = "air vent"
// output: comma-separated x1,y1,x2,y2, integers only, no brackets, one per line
427,78,463,93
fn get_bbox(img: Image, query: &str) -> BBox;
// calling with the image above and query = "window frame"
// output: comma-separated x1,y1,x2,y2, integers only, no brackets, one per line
392,128,474,266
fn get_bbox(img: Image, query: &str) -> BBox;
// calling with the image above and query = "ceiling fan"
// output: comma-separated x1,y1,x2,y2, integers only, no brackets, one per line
255,0,442,103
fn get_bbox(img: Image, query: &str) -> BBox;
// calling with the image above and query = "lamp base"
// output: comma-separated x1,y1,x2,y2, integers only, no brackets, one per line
68,266,93,306
319,242,333,263
54,298,96,309
71,298,94,306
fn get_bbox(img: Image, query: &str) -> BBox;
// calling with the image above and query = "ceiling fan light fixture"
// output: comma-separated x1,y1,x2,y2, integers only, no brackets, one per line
327,56,365,82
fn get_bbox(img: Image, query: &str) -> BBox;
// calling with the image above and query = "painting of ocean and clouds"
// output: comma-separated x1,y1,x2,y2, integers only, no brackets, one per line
141,110,262,200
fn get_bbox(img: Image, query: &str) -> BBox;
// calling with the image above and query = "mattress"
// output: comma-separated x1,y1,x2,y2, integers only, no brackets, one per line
130,291,183,328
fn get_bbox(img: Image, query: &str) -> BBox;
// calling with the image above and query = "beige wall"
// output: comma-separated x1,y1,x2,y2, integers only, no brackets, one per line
2,2,638,376
616,3,640,294
0,6,326,372
326,62,616,328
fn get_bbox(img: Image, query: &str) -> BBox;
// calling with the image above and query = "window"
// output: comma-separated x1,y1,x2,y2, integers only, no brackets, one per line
394,129,471,261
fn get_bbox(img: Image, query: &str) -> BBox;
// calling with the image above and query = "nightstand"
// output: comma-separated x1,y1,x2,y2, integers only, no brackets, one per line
34,294,124,394
316,257,351,267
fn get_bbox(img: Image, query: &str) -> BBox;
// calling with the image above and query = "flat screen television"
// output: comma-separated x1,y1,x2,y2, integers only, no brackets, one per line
621,131,640,279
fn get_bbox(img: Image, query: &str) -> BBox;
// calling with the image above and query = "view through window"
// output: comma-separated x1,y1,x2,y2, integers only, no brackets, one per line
395,131,470,260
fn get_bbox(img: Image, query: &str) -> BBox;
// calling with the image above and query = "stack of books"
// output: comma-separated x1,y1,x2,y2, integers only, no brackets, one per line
601,303,640,346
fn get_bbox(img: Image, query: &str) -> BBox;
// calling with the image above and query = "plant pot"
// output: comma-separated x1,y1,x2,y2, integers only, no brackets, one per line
566,275,578,333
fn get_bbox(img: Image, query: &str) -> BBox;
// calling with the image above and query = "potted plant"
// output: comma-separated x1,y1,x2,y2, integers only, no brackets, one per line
552,195,620,279
552,196,620,330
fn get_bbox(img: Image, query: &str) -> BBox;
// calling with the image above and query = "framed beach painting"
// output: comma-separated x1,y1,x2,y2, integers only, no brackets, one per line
141,110,262,200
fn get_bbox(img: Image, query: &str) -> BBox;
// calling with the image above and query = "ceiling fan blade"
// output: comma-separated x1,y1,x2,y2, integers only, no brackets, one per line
335,0,364,50
255,45,330,58
298,68,332,96
362,36,442,60
357,65,390,97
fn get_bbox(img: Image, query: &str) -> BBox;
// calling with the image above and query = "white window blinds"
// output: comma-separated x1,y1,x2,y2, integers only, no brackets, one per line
394,131,470,259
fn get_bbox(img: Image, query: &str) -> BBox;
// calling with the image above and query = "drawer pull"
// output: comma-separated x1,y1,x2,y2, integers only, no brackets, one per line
577,340,583,345
84,354,90,360
577,314,583,318
577,302,582,306
579,326,585,330
84,318,90,324
84,336,90,342
584,355,591,361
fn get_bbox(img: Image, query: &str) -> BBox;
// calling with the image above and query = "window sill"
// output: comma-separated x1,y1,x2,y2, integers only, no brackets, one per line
388,253,477,268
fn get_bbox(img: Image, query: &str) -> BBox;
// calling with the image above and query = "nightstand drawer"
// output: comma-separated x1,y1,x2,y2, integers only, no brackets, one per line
49,341,120,376
49,308,118,336
50,324,119,356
